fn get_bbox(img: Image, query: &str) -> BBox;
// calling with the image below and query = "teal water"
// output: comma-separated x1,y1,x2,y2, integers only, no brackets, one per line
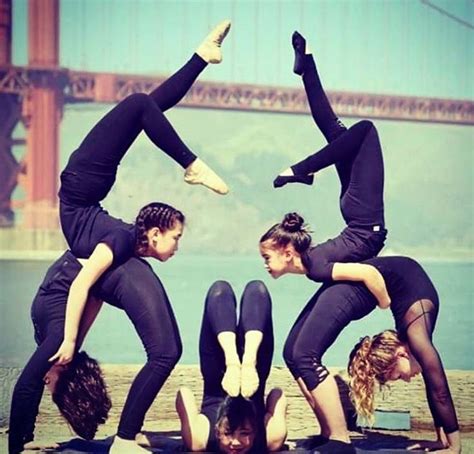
1,256,472,369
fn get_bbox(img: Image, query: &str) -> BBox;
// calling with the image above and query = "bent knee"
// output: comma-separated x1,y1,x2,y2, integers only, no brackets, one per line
244,280,269,296
123,93,155,111
207,280,233,300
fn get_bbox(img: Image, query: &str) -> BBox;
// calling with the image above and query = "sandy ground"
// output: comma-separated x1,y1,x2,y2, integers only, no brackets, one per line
1,365,473,453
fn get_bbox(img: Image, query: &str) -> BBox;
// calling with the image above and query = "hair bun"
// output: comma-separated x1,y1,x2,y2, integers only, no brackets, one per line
282,212,304,233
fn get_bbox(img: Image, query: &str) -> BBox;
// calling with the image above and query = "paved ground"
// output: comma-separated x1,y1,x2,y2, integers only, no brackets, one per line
1,365,472,453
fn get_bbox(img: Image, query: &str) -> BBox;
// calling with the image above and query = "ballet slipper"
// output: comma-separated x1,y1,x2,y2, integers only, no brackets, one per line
292,31,307,75
184,158,229,195
196,19,231,64
273,167,314,188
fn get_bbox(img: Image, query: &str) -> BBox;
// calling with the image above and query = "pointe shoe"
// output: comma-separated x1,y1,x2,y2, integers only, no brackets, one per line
184,158,229,195
292,30,307,75
196,19,231,64
273,172,314,188
221,363,241,397
240,363,260,398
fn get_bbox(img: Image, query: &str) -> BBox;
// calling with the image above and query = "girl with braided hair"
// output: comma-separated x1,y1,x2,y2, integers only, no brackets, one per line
48,20,232,453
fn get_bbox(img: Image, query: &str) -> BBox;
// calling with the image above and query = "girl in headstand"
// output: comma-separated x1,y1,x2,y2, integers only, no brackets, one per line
49,20,232,453
284,256,460,453
260,32,390,307
175,280,287,453
8,251,110,454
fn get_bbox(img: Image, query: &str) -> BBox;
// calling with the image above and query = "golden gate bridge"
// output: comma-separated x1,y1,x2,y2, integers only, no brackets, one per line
1,0,473,229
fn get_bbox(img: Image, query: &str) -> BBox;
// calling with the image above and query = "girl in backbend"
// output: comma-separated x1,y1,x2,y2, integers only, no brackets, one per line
283,255,460,453
50,20,232,453
175,280,287,453
9,251,110,454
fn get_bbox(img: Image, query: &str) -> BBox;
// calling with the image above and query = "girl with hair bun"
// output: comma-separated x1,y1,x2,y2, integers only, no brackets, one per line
48,21,232,453
260,31,391,308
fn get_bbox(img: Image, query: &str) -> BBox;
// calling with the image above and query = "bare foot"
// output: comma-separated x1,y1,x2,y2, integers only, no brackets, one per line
196,19,231,64
109,435,150,453
184,158,229,195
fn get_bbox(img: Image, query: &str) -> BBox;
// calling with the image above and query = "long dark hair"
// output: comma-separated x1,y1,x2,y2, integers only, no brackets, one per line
260,212,312,254
52,351,111,440
135,202,185,255
216,395,258,433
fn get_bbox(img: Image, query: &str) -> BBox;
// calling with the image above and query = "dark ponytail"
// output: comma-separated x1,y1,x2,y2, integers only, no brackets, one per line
135,202,185,255
260,212,312,254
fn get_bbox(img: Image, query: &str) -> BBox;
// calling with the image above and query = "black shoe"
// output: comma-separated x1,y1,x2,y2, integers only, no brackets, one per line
273,173,314,188
292,30,307,75
313,439,356,454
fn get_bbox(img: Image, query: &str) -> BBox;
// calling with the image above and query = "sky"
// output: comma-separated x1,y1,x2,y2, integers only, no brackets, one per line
11,0,474,99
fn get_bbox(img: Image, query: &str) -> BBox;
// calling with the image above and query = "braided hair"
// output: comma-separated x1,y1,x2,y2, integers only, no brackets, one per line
135,202,185,255
347,330,403,424
260,212,312,254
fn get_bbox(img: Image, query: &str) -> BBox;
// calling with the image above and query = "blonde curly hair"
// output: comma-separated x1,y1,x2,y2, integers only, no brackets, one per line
347,330,403,424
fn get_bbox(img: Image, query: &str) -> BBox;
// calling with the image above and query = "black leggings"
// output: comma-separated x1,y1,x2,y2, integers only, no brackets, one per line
59,53,207,206
94,257,182,439
284,282,376,391
57,53,208,440
284,280,458,435
9,251,81,453
199,280,274,448
292,55,385,229
9,254,182,446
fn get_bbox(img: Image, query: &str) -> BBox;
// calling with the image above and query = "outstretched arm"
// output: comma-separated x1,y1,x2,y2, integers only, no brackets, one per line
50,243,113,365
332,263,391,308
406,318,461,453
76,294,103,349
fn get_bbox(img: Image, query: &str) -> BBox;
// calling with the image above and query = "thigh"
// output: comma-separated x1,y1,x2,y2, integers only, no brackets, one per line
293,283,374,360
18,320,64,389
96,258,181,355
284,285,327,365
68,95,147,173
340,124,384,214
